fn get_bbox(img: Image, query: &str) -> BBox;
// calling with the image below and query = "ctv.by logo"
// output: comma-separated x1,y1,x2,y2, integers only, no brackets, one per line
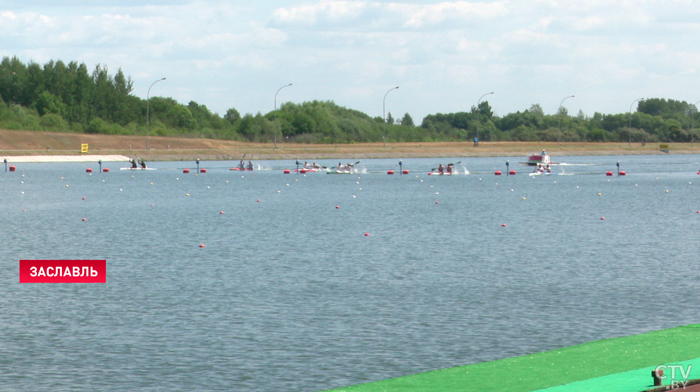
654,365,692,390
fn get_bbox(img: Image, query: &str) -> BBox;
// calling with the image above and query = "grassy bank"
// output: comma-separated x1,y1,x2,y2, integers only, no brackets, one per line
1,129,698,161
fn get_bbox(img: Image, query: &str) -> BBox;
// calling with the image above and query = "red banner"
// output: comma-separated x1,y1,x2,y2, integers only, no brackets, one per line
19,260,106,283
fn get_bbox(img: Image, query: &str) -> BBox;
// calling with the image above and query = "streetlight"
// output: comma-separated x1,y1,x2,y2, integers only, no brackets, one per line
629,98,644,146
476,92,494,145
383,86,399,147
146,77,166,150
557,95,575,147
274,83,293,149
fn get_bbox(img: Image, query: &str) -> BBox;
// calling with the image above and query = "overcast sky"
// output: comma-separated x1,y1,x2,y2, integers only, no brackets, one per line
1,0,699,123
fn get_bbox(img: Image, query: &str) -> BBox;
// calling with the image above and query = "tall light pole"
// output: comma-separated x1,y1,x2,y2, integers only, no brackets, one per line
629,98,644,146
146,77,166,150
383,86,399,147
476,92,494,144
557,95,575,147
274,83,292,149
691,100,700,147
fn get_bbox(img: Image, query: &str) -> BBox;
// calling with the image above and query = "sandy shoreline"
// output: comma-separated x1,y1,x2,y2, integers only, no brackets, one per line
1,129,698,161
1,155,130,163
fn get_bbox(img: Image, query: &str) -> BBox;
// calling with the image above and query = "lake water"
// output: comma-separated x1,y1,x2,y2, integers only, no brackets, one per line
2,154,700,391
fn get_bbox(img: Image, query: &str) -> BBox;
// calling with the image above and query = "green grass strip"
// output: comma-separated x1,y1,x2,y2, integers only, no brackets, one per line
323,324,700,392
533,356,700,392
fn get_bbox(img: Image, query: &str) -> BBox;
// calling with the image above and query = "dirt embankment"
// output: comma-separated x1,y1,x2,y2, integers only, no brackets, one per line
0,129,695,161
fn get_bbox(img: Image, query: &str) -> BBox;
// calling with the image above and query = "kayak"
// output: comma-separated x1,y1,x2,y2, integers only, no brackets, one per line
428,171,468,176
529,172,552,176
121,167,156,171
230,168,254,171
295,168,328,172
326,170,354,175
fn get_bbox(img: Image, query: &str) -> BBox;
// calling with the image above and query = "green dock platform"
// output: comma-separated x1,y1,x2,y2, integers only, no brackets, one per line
324,324,700,392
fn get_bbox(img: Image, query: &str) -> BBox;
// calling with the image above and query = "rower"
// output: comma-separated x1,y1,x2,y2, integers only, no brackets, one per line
247,160,254,170
303,161,310,169
131,159,138,169
238,160,245,170
446,163,454,174
139,159,147,169
438,164,445,174
337,162,344,170
312,161,320,169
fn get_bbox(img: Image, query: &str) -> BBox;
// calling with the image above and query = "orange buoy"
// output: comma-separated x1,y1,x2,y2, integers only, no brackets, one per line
183,168,190,173
495,171,502,175
619,171,626,176
219,211,224,215
86,168,93,173
601,217,605,220
257,199,261,202
402,170,409,174
284,169,291,174
199,244,205,248
9,165,15,172
364,233,370,237
387,170,394,175
606,171,613,176
103,168,109,172
151,204,154,206
502,223,507,227
435,201,439,204
335,205,339,209
82,218,86,221
82,197,86,200
200,168,207,173
509,170,516,175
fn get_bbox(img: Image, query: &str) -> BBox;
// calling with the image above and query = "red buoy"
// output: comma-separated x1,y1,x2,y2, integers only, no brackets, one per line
103,168,109,172
9,165,16,172
509,170,516,175
86,168,93,173
502,223,507,227
300,169,307,173
387,170,394,175
200,168,207,173
364,233,370,237
619,171,626,176
199,244,205,248
335,205,340,209
219,211,224,215
82,197,86,200
495,171,502,175
606,171,613,176
402,170,409,175
183,168,190,173
257,199,260,202
82,218,86,221
435,201,439,204
284,169,291,174
601,217,605,220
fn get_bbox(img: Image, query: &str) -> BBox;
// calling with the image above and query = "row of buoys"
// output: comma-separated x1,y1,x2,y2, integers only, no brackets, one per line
86,168,110,173
387,170,410,175
494,170,518,175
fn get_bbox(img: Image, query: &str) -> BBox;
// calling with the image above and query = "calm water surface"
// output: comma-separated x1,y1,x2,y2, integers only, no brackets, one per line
1,155,700,391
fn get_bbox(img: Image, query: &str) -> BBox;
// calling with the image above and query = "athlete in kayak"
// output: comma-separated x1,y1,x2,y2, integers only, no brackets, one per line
446,163,454,174
437,164,445,174
238,160,245,170
312,162,320,169
303,161,310,169
247,160,254,170
337,162,344,171
139,159,147,169
130,159,138,169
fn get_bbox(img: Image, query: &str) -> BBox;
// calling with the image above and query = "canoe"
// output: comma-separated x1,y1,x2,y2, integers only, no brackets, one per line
528,172,552,176
120,167,156,171
326,170,354,175
230,168,254,171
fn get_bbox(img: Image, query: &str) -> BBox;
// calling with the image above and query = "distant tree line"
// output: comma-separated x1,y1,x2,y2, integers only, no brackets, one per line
1,56,699,144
